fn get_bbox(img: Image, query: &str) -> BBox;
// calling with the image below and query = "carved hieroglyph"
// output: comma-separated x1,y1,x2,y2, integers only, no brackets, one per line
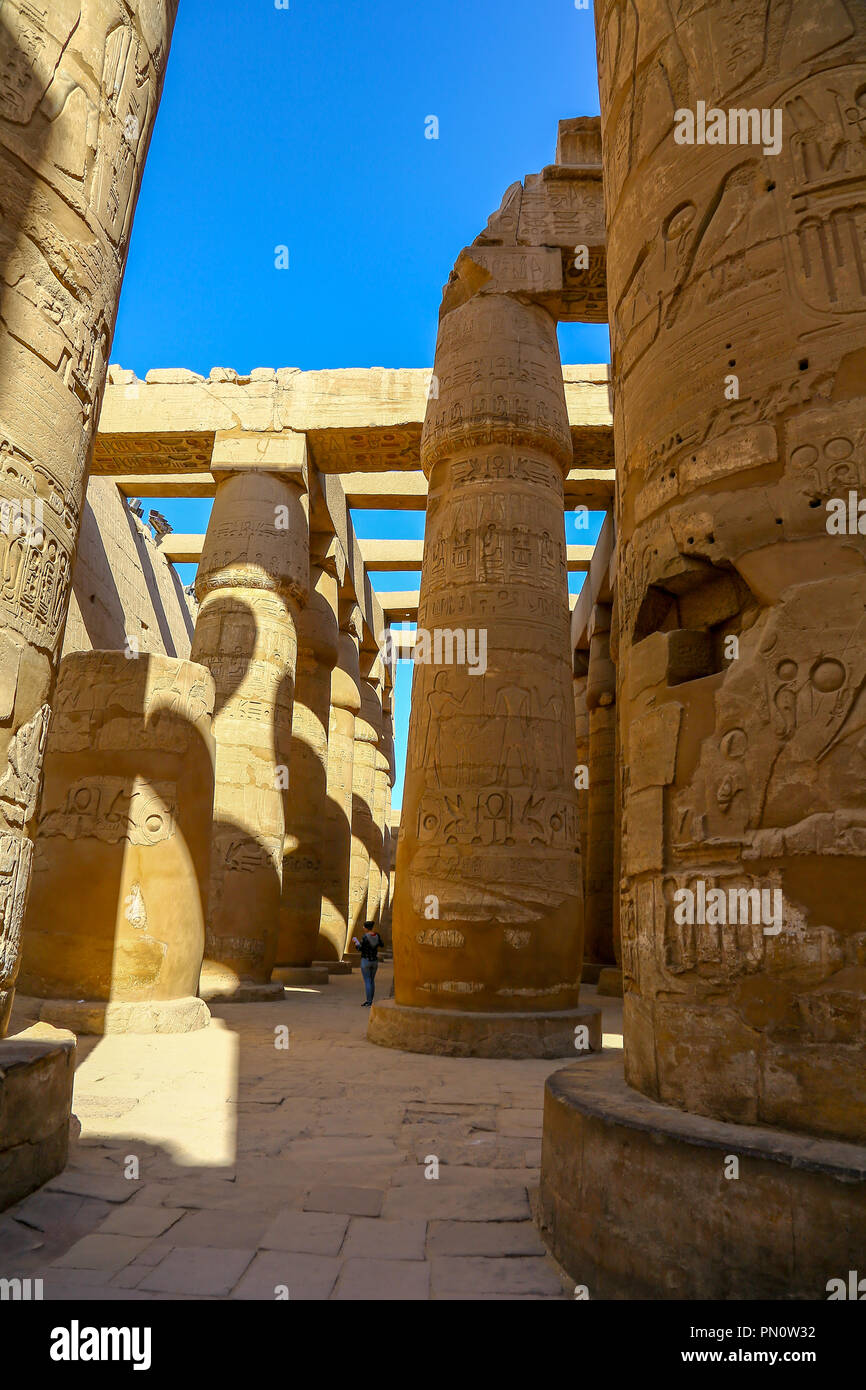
392,289,583,1012
348,655,382,942
367,741,390,929
191,465,308,991
316,612,361,961
20,652,214,1010
0,1,178,1035
584,603,616,968
276,558,338,968
597,0,866,1140
573,671,590,902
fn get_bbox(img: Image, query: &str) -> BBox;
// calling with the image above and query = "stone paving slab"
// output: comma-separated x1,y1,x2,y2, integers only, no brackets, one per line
426,1220,548,1257
303,1185,385,1217
53,1233,153,1271
137,1246,256,1296
332,1256,431,1300
341,1217,427,1261
430,1255,567,1298
260,1210,349,1255
381,1183,531,1222
166,1208,271,1248
231,1251,341,1300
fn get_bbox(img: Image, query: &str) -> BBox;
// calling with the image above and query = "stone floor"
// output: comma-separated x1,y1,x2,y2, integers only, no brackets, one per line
1,968,623,1301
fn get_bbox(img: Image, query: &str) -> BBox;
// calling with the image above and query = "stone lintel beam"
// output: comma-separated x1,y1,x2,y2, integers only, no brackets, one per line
571,510,616,656
381,592,579,622
93,365,613,476
361,540,594,572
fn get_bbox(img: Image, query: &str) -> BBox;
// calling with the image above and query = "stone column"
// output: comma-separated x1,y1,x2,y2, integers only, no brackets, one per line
597,0,866,1143
584,603,617,979
273,548,338,987
573,669,590,961
373,290,599,1058
367,700,390,930
191,436,308,1002
379,781,393,945
538,4,866,1303
19,653,214,1033
0,1,179,1037
315,604,361,967
348,654,382,949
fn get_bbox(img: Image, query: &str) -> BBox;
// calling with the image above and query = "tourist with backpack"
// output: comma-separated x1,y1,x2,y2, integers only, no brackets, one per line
352,921,384,1006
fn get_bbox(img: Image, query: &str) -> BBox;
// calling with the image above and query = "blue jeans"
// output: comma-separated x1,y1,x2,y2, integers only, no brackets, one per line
361,959,378,1004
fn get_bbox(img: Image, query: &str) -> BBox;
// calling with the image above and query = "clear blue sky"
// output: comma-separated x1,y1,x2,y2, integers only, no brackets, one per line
112,0,609,807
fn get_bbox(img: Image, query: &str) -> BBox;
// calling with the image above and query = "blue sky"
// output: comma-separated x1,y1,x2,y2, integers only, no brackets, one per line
112,0,608,806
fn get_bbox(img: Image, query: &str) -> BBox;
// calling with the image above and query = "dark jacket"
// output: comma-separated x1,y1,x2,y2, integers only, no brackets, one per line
360,932,382,962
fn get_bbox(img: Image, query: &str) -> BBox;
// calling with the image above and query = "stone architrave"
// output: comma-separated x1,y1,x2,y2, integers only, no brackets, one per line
595,0,866,1144
316,606,362,963
348,654,382,947
191,441,309,1002
0,1,179,1037
273,553,338,986
584,603,616,974
18,652,214,1032
373,279,598,1058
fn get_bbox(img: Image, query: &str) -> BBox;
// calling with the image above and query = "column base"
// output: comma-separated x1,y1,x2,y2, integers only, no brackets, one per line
199,979,286,1004
596,967,623,997
1,1024,75,1213
271,965,330,987
314,960,354,975
581,962,604,984
539,1054,866,1299
367,1001,602,1059
17,995,211,1035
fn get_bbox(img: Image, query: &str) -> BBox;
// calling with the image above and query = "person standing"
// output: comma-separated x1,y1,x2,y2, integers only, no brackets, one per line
353,921,383,1007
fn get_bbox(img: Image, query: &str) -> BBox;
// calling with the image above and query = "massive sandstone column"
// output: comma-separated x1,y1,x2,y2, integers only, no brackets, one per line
597,0,866,1144
538,6,866,1304
583,603,617,978
347,653,382,948
273,551,338,985
367,686,391,930
19,653,214,1033
573,669,591,970
191,438,308,1002
373,286,597,1057
315,606,361,964
0,1,178,1037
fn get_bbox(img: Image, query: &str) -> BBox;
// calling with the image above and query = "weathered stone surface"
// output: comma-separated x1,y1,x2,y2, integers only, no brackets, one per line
540,1054,866,1299
367,1001,601,1059
64,480,195,659
316,614,362,961
277,555,338,971
0,0,180,1037
19,653,215,1030
192,451,309,994
0,1023,75,1212
349,652,382,942
599,0,866,1143
389,281,584,1034
20,995,211,1036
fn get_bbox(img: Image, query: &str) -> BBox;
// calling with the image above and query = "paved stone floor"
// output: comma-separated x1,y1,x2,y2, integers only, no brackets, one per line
1,968,623,1300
